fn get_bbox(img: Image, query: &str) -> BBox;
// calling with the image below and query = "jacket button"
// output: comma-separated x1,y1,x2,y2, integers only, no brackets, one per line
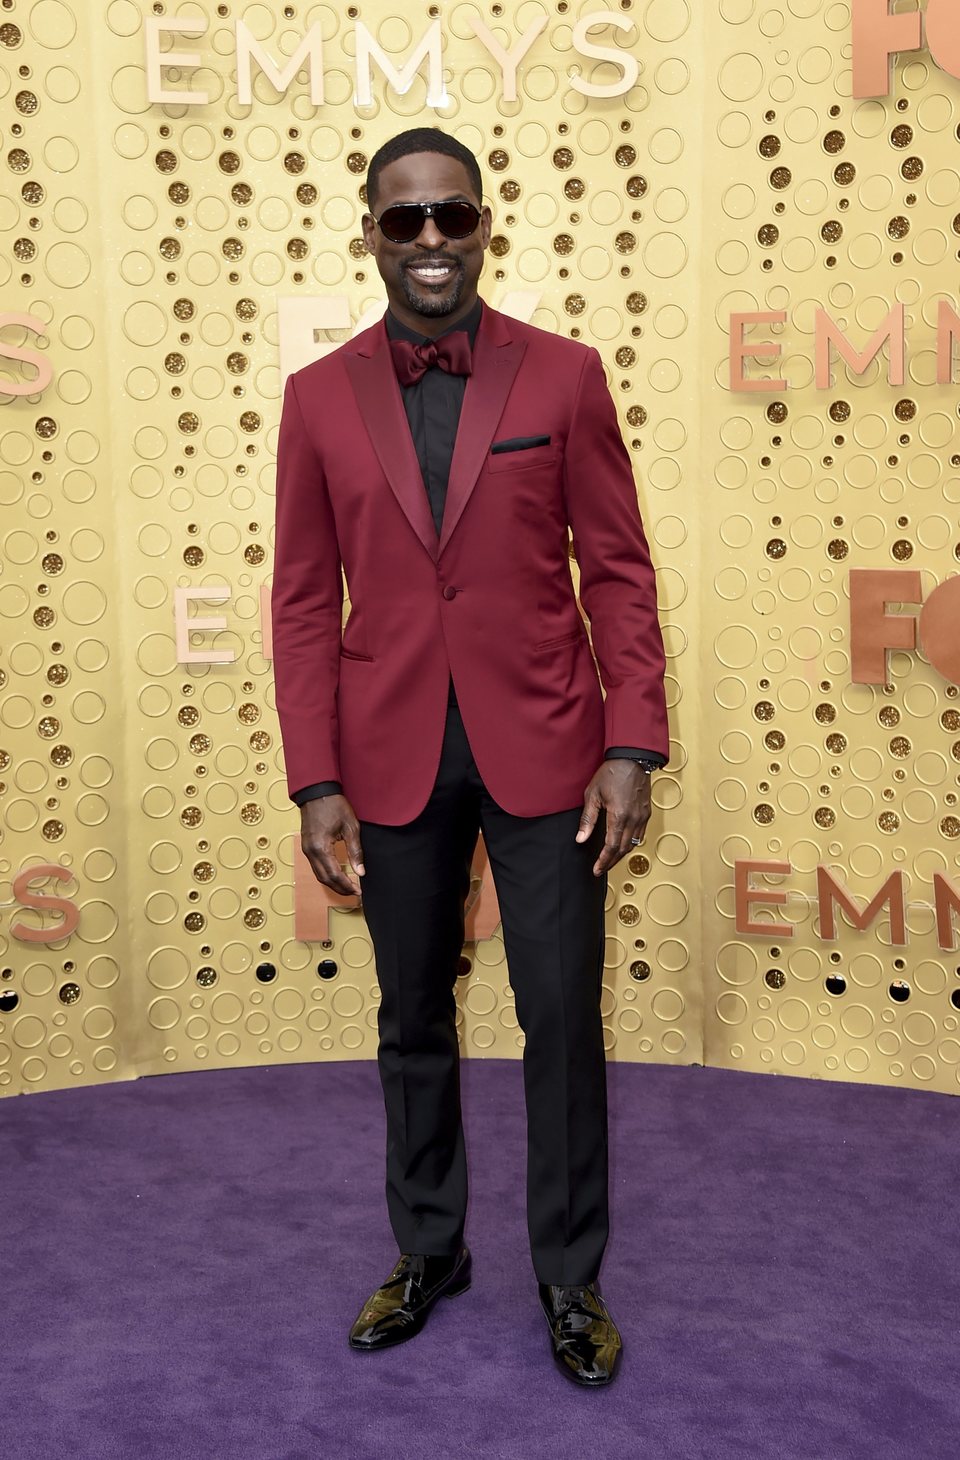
442,585,457,600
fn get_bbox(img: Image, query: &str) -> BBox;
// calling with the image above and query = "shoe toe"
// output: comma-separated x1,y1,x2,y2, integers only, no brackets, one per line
557,1337,615,1378
350,1310,413,1349
348,1250,471,1352
541,1286,623,1387
557,1338,618,1385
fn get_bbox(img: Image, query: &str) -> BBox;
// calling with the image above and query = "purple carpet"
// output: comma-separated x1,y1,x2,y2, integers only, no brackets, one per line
3,1058,957,1459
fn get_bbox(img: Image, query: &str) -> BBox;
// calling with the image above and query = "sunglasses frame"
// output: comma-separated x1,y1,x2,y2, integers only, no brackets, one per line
374,199,482,244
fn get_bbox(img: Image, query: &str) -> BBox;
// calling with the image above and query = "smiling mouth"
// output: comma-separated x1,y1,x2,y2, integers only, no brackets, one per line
404,259,460,286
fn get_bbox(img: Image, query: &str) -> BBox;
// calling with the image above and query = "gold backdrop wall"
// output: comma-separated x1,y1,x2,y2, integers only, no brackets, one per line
2,0,960,1099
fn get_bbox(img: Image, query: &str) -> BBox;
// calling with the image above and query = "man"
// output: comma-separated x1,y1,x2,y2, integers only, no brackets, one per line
272,127,668,1388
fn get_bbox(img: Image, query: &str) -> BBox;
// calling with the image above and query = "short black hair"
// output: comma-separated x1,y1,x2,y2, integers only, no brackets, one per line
366,128,483,212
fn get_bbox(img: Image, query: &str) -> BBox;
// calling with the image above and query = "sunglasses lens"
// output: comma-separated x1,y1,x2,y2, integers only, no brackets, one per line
377,202,481,243
378,205,425,243
433,202,480,238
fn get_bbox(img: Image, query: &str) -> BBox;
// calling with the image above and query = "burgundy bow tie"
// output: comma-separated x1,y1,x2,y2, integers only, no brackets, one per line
389,332,473,387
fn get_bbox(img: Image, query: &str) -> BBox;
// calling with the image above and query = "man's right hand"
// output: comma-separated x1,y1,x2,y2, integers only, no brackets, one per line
300,794,365,896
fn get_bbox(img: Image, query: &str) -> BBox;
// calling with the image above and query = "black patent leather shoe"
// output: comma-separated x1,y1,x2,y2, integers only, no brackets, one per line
538,1281,622,1387
348,1247,471,1351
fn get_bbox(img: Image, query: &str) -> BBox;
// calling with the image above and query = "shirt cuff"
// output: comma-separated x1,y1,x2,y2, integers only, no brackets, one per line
291,780,342,805
604,747,667,768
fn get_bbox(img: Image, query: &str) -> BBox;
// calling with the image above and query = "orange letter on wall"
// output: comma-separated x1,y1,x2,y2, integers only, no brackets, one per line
145,18,209,105
734,860,793,939
11,864,80,943
259,583,273,660
851,0,922,98
470,16,548,103
463,837,502,944
936,299,960,384
174,586,236,664
918,576,960,686
814,304,904,389
816,865,906,944
933,872,960,951
926,0,960,85
293,835,501,943
293,838,361,943
729,312,786,392
0,312,54,396
849,568,922,684
567,11,639,98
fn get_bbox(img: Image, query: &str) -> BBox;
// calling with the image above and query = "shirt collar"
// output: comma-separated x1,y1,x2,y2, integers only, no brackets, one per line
385,296,483,349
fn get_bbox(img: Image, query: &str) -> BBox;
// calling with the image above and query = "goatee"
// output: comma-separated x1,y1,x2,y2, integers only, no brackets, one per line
400,260,467,318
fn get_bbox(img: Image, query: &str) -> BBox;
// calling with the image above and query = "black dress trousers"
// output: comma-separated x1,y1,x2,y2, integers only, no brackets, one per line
358,701,610,1286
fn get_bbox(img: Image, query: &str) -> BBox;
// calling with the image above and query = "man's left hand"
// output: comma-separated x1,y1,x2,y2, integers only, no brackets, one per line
576,760,652,877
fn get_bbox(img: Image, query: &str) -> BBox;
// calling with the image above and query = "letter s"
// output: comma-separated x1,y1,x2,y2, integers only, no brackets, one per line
11,864,80,942
569,11,639,98
0,312,53,397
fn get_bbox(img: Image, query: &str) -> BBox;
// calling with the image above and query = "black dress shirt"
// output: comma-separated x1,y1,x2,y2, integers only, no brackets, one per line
389,298,483,539
291,301,665,806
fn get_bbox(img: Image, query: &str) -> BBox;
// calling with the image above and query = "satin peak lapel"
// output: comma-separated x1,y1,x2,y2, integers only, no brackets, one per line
438,315,526,557
344,329,438,562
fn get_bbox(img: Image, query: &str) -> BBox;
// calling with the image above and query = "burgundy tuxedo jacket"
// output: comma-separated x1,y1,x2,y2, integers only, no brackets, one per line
271,302,668,825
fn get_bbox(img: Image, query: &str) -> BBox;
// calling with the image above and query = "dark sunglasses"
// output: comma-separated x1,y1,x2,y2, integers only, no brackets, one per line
375,199,481,244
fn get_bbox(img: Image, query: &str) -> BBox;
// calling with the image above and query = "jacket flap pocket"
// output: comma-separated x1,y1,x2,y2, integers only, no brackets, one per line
490,434,552,454
487,440,559,473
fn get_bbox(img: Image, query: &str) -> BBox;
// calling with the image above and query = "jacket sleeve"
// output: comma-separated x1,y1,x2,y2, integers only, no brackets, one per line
561,346,669,762
271,370,344,800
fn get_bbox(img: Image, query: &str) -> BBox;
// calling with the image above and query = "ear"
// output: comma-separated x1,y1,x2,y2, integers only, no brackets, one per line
480,204,493,249
361,212,377,253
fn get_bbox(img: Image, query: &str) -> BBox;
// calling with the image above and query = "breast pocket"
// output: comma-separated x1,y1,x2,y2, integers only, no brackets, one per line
486,441,560,474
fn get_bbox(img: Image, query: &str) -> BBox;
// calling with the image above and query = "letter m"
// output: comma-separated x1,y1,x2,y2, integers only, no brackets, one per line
817,865,907,945
236,21,325,104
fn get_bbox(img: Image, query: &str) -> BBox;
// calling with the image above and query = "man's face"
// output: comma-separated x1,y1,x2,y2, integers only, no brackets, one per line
362,151,492,335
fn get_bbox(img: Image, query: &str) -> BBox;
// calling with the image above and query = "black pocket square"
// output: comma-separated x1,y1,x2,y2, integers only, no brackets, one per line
490,434,552,454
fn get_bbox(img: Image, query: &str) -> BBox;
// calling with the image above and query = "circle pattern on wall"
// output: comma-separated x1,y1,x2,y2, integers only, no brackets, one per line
1,3,958,1098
